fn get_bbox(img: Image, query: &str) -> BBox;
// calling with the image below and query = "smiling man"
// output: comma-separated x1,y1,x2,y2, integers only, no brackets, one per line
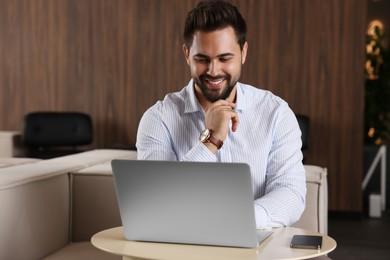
136,0,306,229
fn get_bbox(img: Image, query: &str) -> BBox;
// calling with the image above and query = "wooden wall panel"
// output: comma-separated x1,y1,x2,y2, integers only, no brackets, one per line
236,0,367,212
0,0,366,212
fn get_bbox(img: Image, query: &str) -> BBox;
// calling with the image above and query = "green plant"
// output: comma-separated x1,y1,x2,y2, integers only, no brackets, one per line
364,24,390,145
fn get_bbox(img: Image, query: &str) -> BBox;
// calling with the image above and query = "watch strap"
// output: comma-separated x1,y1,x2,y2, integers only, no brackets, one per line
208,134,223,149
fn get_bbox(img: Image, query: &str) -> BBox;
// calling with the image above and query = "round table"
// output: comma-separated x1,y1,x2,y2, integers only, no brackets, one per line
91,226,336,260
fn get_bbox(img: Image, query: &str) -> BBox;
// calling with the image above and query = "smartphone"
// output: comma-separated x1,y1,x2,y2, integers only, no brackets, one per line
290,235,322,250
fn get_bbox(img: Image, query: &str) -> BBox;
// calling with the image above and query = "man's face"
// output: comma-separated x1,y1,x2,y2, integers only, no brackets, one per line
183,26,248,103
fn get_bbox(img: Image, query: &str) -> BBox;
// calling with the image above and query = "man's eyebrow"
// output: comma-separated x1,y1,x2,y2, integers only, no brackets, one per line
193,53,235,58
218,53,235,58
193,54,209,59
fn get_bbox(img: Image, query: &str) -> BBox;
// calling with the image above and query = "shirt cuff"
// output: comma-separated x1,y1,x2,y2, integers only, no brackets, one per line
254,204,269,229
182,142,217,162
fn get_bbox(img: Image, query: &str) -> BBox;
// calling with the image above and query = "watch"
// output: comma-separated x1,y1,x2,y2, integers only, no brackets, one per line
199,129,223,149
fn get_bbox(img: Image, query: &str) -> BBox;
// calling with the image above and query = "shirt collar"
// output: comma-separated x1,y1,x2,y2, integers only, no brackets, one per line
184,79,247,113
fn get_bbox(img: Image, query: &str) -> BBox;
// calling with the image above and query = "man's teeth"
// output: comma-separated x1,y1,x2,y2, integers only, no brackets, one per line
208,79,223,84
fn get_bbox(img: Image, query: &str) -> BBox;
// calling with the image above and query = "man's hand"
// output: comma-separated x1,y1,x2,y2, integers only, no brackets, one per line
204,100,239,142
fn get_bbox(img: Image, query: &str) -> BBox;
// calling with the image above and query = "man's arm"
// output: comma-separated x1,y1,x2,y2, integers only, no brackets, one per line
136,107,217,162
136,107,178,160
254,108,306,228
137,96,240,161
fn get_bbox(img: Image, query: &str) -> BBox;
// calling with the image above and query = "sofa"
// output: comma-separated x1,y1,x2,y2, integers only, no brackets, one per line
0,148,327,260
0,149,136,260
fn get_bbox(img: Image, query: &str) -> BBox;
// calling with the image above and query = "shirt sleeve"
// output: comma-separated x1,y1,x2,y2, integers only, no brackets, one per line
136,107,216,162
253,105,306,228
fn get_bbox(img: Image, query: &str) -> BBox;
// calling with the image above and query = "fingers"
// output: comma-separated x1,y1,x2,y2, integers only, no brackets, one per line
204,100,239,139
231,112,239,132
210,100,236,110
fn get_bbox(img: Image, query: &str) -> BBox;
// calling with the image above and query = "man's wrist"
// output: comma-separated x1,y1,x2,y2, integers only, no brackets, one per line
207,134,223,149
199,129,223,150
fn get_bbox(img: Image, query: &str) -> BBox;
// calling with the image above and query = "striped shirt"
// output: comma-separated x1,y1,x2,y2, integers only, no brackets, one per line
136,80,306,228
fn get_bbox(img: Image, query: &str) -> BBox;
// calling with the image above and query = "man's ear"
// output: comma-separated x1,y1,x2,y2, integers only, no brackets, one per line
183,44,190,65
241,42,248,64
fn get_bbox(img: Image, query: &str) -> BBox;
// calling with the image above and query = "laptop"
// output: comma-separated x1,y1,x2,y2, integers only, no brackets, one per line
111,160,273,248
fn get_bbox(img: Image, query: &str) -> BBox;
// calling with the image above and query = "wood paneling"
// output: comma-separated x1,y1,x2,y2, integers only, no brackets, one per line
0,0,366,212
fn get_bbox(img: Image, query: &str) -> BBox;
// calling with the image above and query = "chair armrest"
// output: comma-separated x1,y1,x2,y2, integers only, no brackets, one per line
292,165,328,234
0,162,81,259
0,131,26,157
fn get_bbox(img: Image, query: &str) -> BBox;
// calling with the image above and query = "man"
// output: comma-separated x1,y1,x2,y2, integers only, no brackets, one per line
136,0,306,229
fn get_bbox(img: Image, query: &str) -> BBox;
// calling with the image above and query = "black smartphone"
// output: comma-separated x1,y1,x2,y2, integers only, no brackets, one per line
290,235,322,250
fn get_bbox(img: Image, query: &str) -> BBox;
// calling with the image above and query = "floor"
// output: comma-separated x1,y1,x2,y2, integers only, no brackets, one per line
327,210,390,259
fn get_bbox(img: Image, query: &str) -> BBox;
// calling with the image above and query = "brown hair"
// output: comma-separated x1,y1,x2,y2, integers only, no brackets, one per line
183,0,247,50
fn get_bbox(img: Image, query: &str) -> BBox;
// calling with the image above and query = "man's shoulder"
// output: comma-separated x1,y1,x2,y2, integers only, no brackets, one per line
163,87,188,106
238,83,286,106
148,87,188,114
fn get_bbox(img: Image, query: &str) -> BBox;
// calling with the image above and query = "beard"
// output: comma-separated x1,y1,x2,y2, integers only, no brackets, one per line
193,74,238,103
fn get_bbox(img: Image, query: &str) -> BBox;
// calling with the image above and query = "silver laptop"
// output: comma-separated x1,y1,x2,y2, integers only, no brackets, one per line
111,160,272,248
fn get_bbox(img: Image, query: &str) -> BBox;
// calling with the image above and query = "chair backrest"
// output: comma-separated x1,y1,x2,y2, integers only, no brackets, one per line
296,114,309,150
23,112,93,147
292,165,328,234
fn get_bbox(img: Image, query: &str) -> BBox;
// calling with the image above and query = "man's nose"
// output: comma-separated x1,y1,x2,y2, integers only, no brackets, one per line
207,60,221,76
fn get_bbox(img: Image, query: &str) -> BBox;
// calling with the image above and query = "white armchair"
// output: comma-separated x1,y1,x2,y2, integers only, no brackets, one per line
292,165,328,234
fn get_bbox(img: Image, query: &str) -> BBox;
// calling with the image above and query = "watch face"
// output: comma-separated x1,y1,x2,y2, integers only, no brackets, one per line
199,129,210,142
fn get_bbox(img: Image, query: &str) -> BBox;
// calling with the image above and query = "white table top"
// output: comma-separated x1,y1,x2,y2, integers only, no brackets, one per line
91,226,336,260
